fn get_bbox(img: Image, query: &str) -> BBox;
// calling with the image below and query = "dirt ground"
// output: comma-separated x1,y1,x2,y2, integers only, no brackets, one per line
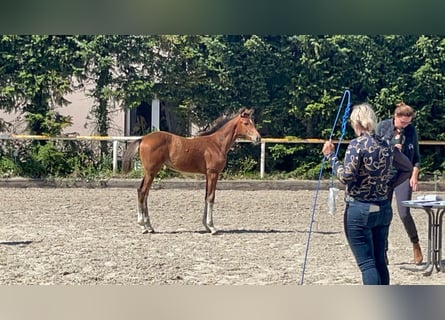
1,183,444,285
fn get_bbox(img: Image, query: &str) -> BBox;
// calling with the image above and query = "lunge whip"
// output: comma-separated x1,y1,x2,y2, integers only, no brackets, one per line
299,90,351,285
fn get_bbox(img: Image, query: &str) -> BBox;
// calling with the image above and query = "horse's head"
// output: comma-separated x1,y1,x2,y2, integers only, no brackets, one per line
236,108,261,144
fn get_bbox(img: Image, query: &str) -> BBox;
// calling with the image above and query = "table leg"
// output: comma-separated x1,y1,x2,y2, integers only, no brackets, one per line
432,208,440,272
423,208,434,276
437,209,445,272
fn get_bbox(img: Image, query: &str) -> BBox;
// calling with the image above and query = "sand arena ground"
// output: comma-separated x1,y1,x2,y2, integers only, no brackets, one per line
1,179,444,285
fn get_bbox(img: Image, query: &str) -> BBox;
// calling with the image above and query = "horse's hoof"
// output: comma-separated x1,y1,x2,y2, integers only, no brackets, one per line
210,229,219,235
142,229,154,234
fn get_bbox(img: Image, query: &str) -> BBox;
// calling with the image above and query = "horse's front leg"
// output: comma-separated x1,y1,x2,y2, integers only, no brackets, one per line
202,201,216,234
137,174,155,234
203,171,219,234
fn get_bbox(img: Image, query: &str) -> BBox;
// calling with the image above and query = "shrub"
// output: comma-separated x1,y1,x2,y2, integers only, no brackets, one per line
0,156,20,177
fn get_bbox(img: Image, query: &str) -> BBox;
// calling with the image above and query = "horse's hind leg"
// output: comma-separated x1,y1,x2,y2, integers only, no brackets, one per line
137,173,155,233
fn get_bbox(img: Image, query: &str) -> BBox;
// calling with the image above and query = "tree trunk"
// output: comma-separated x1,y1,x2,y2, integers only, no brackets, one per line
93,69,111,157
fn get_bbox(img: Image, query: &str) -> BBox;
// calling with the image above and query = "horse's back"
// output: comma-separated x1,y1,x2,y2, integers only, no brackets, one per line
141,131,181,147
139,131,210,173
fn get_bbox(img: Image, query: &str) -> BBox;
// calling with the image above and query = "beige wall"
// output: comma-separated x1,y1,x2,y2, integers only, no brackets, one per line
0,90,125,136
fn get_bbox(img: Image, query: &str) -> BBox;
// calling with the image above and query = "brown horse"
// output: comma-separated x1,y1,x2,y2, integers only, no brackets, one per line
122,108,261,234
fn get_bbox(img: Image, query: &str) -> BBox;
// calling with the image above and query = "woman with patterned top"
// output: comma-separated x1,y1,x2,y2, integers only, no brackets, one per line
322,102,412,285
376,102,423,265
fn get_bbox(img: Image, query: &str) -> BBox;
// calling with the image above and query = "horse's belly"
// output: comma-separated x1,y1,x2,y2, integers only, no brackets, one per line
166,158,206,174
166,165,205,177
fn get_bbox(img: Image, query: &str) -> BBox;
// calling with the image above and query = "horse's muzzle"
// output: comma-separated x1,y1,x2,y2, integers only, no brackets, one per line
253,135,261,145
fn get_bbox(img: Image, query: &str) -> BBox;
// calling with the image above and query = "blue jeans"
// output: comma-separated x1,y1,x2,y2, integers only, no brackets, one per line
344,199,393,285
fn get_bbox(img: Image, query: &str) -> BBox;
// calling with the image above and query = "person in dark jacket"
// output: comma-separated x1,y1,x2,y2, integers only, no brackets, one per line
323,102,412,285
376,102,423,265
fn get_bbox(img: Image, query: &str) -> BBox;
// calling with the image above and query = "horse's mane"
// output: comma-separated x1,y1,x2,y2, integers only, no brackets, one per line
196,113,235,136
196,115,232,136
196,108,252,137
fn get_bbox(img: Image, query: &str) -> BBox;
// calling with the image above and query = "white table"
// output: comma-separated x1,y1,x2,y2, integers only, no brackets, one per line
401,200,445,276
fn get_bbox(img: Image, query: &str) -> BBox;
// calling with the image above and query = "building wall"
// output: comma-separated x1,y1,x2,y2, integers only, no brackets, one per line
0,89,126,136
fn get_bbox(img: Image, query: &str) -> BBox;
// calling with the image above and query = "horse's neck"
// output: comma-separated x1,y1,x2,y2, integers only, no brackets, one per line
212,118,238,153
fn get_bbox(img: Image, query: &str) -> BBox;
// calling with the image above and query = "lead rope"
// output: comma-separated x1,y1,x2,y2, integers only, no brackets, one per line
328,91,352,214
299,90,351,285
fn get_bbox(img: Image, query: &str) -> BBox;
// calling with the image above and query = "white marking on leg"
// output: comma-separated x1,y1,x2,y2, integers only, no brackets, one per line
206,201,217,234
144,213,153,232
137,204,144,226
202,202,211,232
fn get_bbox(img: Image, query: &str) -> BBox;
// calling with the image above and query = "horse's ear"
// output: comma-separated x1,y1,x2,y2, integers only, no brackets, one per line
239,108,253,118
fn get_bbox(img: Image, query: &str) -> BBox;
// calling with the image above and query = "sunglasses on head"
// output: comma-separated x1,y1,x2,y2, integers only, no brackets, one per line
395,112,413,117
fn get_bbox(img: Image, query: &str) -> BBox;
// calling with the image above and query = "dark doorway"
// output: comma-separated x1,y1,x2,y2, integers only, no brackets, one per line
129,102,151,135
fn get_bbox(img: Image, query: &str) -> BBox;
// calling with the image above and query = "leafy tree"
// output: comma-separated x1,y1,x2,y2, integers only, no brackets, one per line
409,35,445,140
77,35,157,154
0,35,85,136
2,35,445,178
150,35,223,134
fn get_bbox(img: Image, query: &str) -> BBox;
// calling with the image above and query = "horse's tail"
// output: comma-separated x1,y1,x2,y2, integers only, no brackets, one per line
122,138,142,174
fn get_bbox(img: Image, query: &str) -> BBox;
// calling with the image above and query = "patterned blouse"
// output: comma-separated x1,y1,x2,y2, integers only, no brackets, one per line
327,132,412,202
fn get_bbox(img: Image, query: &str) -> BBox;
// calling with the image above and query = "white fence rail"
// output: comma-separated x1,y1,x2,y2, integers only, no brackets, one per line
1,134,445,178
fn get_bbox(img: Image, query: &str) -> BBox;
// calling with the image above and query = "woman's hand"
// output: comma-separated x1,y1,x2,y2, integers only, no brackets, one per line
322,141,335,157
410,167,420,192
410,176,419,192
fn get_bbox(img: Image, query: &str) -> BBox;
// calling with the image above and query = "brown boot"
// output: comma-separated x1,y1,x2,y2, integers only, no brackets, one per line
413,243,423,265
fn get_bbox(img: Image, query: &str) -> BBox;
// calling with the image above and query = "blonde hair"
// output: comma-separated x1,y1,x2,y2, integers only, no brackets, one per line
394,102,415,118
350,102,377,132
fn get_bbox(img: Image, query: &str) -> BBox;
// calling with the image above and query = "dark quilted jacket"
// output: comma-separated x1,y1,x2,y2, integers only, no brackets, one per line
376,118,420,168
